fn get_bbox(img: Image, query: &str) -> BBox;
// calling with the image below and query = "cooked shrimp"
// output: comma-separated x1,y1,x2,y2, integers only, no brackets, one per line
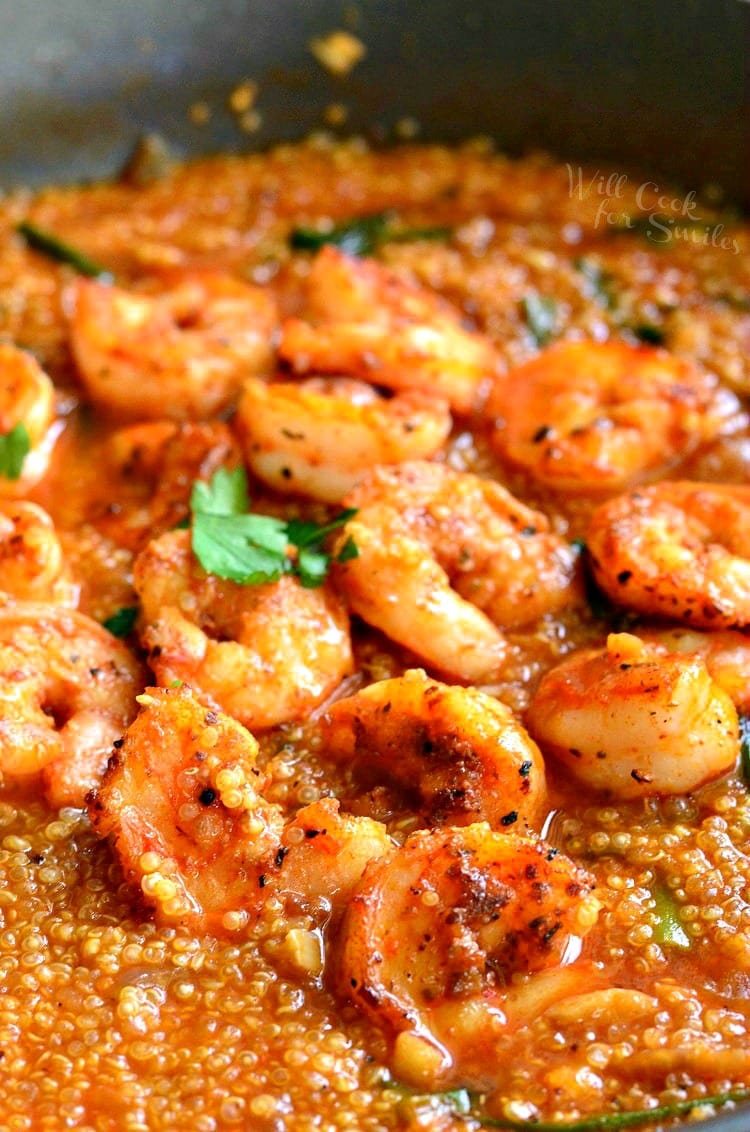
70,272,277,420
338,823,599,1087
487,341,742,492
134,530,353,730
332,461,581,682
636,626,750,713
0,341,57,489
105,419,243,548
0,501,78,605
88,685,285,932
0,602,144,808
236,375,452,503
273,796,394,912
279,246,498,413
586,481,750,629
526,631,739,798
321,668,546,831
89,687,392,931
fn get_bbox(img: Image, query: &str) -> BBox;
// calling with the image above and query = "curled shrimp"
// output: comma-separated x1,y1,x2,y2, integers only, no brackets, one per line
105,419,243,549
636,626,750,713
89,686,393,932
337,823,599,1087
332,461,581,682
236,375,452,503
586,481,750,628
0,501,78,605
134,530,354,730
320,668,546,832
526,631,739,799
487,341,742,492
0,602,144,808
0,341,57,490
70,272,277,421
89,684,285,932
279,246,498,413
273,796,393,913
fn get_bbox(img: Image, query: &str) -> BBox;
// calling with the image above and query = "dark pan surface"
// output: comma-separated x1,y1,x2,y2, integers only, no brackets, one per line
0,3,749,1129
0,0,746,206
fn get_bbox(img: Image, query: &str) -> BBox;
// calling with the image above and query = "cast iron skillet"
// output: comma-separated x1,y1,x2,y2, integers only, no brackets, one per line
0,2,749,1128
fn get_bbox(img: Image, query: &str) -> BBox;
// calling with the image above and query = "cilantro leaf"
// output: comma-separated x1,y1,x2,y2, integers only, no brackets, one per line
192,512,289,585
290,213,392,256
190,466,249,516
289,213,452,257
286,508,359,587
296,548,330,588
740,715,750,783
0,423,30,480
285,508,357,549
521,293,558,346
335,535,359,564
189,468,357,587
102,606,139,638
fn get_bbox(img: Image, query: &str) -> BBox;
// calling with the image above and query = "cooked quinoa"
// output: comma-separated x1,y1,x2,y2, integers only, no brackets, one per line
0,137,748,1131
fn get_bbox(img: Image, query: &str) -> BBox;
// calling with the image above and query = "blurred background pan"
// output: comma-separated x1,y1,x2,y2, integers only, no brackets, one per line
0,0,746,202
0,1,748,1128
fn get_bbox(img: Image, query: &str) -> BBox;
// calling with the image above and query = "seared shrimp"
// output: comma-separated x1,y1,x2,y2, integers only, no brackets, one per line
526,631,739,799
332,461,581,682
637,626,750,713
90,688,393,931
321,669,546,831
106,419,243,548
487,341,742,492
0,501,77,605
0,602,144,808
586,481,750,629
279,247,498,413
338,823,599,1086
134,530,353,730
0,341,57,489
236,375,452,503
273,796,393,912
89,685,285,932
70,272,277,420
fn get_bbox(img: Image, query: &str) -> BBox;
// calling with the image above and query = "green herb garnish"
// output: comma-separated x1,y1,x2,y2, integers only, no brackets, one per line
740,715,750,782
290,212,451,256
388,1084,750,1130
471,1089,750,1129
16,221,112,279
387,224,453,244
190,467,357,588
714,289,750,311
652,884,691,951
573,257,618,310
285,512,358,587
521,294,558,346
102,607,139,638
0,423,30,480
631,323,666,346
